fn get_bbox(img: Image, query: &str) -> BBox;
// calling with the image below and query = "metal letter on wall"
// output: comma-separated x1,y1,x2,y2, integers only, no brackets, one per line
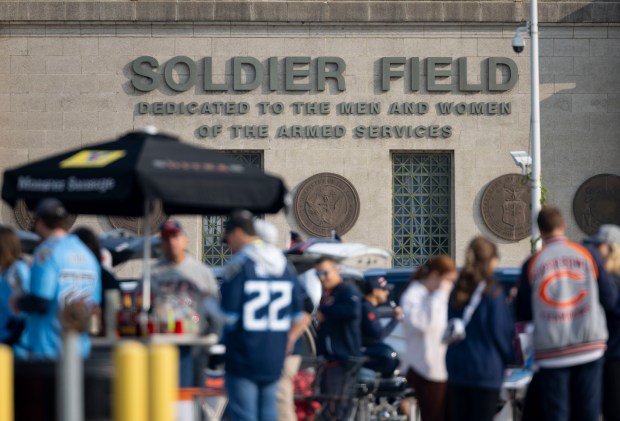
481,174,531,241
573,174,620,235
294,173,360,237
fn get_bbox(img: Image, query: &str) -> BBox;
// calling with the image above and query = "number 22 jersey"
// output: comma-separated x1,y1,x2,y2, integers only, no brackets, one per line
220,241,303,383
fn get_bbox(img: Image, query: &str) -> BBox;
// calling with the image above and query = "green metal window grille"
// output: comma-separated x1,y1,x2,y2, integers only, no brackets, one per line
202,152,263,266
392,153,452,268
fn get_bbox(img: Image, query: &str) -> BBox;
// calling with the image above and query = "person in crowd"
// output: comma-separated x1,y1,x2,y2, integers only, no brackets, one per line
73,226,120,335
220,210,306,421
360,275,403,381
289,231,303,249
150,219,219,386
151,219,219,328
11,198,100,359
0,226,30,346
314,256,362,419
515,207,617,421
445,236,514,421
361,276,403,347
400,255,457,421
587,224,620,421
252,219,313,421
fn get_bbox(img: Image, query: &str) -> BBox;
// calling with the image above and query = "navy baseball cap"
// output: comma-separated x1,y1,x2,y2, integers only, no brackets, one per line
364,276,394,294
160,219,184,238
35,198,68,218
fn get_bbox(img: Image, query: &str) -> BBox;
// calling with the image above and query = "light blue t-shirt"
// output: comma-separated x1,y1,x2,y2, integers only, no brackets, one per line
0,260,30,343
27,234,101,359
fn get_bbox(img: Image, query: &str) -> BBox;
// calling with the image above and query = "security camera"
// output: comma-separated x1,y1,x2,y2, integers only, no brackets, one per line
512,33,525,53
512,24,529,54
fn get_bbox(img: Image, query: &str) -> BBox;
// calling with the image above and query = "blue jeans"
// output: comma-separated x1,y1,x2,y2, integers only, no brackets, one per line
535,357,603,421
179,346,193,387
225,375,278,421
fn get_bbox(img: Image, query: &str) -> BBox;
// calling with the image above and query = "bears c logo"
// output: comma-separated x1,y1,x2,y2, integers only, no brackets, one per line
538,270,588,309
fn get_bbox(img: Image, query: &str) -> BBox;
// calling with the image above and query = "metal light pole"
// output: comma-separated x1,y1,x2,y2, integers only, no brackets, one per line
530,0,542,252
513,1,542,252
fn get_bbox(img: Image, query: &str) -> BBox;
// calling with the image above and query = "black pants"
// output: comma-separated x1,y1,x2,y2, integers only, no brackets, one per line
447,384,499,421
603,358,620,421
535,358,603,421
522,371,544,421
407,368,447,421
319,362,359,420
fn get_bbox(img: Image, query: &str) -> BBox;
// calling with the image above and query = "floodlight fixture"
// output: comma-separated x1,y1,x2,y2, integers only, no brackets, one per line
510,151,532,175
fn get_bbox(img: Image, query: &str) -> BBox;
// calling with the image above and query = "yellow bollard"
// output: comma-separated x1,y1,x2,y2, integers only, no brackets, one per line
113,341,148,421
149,344,179,421
0,345,13,421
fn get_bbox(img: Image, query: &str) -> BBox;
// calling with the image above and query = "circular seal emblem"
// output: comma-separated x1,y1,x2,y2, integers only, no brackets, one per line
109,202,167,235
481,174,532,241
14,199,77,231
573,174,620,235
294,173,360,237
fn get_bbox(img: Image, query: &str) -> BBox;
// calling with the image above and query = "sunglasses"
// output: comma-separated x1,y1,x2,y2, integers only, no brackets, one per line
316,270,329,278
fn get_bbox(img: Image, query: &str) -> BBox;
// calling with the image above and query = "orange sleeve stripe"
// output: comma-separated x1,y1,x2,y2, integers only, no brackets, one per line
563,241,599,279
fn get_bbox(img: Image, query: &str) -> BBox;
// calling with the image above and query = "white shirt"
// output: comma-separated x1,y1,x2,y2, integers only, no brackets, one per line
399,282,450,382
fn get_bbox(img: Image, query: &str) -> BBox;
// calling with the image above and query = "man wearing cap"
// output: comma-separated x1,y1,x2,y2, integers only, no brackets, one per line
151,219,219,385
361,276,403,347
152,219,219,320
220,210,305,421
11,198,101,359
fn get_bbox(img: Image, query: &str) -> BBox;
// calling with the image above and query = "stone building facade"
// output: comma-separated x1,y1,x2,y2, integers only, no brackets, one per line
0,1,619,272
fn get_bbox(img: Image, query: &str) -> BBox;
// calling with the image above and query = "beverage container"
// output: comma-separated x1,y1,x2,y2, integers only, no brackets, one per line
117,292,137,337
174,320,184,334
104,290,120,338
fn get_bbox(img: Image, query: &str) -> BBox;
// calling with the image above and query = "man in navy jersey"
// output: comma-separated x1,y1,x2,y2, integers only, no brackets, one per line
315,256,362,419
361,276,402,347
220,210,305,421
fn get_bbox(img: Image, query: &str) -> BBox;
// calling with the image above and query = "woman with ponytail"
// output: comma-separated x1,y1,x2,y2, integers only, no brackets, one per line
445,237,514,421
400,255,457,421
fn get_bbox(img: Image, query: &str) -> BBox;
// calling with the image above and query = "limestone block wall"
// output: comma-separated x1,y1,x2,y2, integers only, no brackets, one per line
0,1,618,271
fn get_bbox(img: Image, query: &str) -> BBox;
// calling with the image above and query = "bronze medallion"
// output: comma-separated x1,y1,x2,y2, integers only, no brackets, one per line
294,173,360,237
481,174,531,241
109,201,167,235
573,174,620,235
14,199,77,231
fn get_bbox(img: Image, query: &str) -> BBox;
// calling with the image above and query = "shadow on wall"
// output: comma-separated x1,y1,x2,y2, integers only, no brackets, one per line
558,1,620,24
536,0,619,241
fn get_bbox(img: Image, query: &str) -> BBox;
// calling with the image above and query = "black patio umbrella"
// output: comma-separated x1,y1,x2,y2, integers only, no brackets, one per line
2,129,289,310
2,130,287,216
